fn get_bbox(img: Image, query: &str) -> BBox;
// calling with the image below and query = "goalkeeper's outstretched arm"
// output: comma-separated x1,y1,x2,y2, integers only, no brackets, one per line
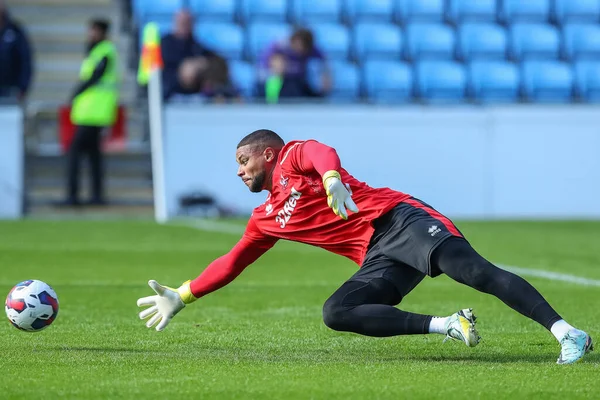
137,220,277,331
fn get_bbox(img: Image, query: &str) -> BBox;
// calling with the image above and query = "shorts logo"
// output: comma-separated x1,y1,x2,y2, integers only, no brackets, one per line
428,225,442,237
275,187,301,229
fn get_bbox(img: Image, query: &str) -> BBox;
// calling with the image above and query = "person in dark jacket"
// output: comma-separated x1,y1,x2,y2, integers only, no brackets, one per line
160,10,215,101
0,0,33,101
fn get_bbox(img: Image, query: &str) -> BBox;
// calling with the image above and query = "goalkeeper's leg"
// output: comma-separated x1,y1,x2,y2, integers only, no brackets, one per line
322,261,479,346
431,237,563,330
322,275,431,337
431,237,594,364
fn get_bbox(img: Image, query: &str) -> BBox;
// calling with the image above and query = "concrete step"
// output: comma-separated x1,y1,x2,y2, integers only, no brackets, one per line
29,177,152,189
25,151,155,207
27,156,152,180
11,5,114,20
37,59,81,74
35,69,78,83
26,153,151,167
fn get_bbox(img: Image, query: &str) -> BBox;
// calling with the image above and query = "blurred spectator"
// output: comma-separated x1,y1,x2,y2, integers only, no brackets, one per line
258,28,331,100
161,10,216,100
173,55,240,103
200,55,240,103
60,19,120,206
0,0,32,102
257,51,319,103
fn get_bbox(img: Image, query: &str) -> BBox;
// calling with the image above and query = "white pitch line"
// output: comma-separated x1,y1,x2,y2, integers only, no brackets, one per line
177,219,600,288
498,264,600,287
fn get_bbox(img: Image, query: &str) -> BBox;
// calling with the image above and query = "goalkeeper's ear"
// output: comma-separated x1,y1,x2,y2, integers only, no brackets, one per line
262,146,278,164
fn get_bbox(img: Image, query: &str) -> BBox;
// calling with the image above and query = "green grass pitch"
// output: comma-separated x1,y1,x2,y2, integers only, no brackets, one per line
0,219,599,399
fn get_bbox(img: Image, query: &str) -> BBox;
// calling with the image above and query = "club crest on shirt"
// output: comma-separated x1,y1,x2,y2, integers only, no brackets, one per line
280,174,289,189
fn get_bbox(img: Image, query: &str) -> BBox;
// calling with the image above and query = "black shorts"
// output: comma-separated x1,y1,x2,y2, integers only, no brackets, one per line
347,198,464,295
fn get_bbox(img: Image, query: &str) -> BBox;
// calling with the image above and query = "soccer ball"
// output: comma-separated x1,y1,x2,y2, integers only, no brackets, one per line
5,280,59,332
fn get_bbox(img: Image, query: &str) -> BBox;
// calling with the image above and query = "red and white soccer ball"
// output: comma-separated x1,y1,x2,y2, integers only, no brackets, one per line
5,280,59,332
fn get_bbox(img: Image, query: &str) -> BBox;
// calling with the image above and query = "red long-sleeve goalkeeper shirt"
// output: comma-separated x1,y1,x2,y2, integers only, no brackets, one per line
190,140,411,298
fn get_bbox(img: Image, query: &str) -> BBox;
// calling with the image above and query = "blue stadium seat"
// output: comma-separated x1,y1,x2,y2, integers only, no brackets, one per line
395,0,445,23
458,23,507,60
574,61,600,101
554,0,600,23
345,0,394,22
189,0,236,21
229,61,256,98
306,59,327,94
562,24,600,60
353,23,402,61
307,61,360,100
500,0,551,22
194,23,244,60
521,61,574,102
241,0,288,22
447,0,497,23
509,23,560,60
416,61,467,101
309,23,350,60
292,0,342,23
247,23,292,61
405,23,455,60
133,0,182,21
363,60,413,103
329,61,361,100
468,61,520,102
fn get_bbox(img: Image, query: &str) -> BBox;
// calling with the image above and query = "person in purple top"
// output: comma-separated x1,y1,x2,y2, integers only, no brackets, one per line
258,28,331,100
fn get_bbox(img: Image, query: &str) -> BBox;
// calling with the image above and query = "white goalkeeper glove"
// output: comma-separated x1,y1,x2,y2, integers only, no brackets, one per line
322,170,359,220
136,279,196,331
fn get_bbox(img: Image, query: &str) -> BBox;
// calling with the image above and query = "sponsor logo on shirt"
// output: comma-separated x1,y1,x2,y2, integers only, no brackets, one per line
275,187,301,228
265,203,273,216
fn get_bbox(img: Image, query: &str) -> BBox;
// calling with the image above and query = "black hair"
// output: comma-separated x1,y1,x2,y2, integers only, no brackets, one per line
90,18,110,35
237,129,285,151
291,28,314,52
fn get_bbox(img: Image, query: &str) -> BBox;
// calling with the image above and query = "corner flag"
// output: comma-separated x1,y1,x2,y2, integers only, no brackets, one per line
137,23,163,85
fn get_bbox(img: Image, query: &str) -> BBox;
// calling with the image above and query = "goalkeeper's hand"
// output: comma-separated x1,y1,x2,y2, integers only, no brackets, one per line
322,170,359,220
136,280,196,331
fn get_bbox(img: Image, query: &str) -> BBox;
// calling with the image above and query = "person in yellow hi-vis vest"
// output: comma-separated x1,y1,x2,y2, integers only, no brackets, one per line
61,18,119,206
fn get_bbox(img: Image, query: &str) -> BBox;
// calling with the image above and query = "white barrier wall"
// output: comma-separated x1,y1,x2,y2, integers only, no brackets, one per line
163,105,600,219
0,106,23,219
